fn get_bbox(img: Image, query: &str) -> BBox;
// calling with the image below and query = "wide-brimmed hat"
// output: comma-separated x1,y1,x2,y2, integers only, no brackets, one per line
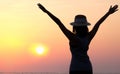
70,15,91,26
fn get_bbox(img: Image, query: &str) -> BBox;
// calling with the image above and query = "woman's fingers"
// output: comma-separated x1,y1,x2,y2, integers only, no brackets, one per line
37,3,47,12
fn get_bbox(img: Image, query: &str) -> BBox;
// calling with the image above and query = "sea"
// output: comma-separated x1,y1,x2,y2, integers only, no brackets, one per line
0,72,120,74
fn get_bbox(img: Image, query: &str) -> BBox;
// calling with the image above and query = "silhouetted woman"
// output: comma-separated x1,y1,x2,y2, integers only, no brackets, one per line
37,3,118,74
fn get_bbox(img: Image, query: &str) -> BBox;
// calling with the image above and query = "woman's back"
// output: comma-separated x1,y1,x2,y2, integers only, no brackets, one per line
69,36,93,73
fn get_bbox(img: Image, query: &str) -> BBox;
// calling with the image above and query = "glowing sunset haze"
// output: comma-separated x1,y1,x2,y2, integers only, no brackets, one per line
0,0,120,73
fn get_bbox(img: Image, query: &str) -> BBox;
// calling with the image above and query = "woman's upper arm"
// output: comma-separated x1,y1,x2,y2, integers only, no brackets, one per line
88,24,100,41
58,23,75,40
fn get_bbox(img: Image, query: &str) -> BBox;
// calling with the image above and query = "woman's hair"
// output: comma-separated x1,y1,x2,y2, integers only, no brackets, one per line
73,26,89,37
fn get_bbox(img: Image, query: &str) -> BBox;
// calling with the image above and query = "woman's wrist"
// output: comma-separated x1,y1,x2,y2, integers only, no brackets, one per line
107,11,111,15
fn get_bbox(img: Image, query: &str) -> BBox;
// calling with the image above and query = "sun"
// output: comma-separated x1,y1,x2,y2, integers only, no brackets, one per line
29,43,49,56
35,45,48,56
36,46,45,55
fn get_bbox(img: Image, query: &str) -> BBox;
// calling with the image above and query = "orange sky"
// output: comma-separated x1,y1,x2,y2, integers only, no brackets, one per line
0,0,120,73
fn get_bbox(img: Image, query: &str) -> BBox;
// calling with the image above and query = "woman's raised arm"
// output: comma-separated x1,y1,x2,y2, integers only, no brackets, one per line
37,3,74,40
89,5,118,41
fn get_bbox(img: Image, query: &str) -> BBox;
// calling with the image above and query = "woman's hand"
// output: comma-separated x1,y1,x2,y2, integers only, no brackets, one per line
37,3,47,13
108,5,118,14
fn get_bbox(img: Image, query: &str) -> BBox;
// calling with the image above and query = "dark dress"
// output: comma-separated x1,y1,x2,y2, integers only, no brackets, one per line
69,36,93,74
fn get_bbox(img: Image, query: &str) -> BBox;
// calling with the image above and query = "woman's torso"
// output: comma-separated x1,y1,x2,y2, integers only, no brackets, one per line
69,36,92,71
